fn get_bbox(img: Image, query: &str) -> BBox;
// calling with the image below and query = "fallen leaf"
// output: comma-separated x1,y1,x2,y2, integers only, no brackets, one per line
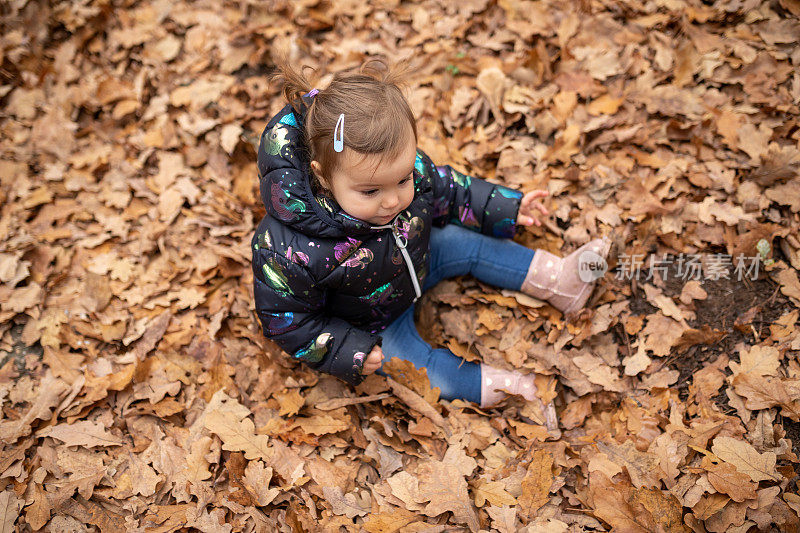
417,460,480,532
323,486,372,518
37,420,124,448
729,345,781,377
596,440,661,488
710,436,780,483
705,460,758,503
204,409,272,463
473,480,517,508
0,372,69,443
0,490,22,532
518,449,553,518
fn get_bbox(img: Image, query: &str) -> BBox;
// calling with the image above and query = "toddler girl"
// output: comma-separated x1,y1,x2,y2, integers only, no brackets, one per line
252,58,612,434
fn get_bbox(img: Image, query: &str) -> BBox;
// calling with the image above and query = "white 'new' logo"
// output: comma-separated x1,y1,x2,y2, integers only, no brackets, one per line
578,250,608,282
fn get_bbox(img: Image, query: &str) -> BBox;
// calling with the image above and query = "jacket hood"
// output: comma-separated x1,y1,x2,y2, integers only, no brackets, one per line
258,96,396,239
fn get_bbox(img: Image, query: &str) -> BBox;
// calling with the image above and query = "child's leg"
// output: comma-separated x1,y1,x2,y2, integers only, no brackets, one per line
375,305,482,404
423,224,566,434
423,224,536,293
375,304,559,433
426,224,612,315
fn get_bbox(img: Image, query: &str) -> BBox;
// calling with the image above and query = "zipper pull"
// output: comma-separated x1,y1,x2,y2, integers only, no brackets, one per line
391,226,421,300
392,227,408,248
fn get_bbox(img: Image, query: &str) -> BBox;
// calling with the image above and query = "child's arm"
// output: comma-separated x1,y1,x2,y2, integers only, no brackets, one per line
415,148,524,239
252,247,381,386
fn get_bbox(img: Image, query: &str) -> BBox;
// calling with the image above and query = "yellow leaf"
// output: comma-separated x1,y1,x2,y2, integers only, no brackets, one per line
0,491,22,532
417,461,479,530
507,419,550,441
710,436,780,483
587,94,624,115
112,99,138,120
362,508,419,533
629,487,687,531
519,449,553,518
705,460,758,503
729,345,781,377
596,440,660,488
776,265,800,303
204,410,272,462
473,480,517,507
477,307,505,331
274,388,304,417
293,414,349,436
37,420,124,448
737,121,772,162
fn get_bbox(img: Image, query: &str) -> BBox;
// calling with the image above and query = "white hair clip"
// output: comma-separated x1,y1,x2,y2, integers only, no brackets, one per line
333,113,344,152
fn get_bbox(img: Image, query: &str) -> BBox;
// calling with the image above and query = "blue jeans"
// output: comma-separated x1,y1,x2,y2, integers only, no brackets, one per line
375,224,535,403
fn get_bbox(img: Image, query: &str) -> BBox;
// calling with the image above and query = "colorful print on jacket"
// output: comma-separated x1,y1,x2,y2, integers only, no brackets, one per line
252,96,523,386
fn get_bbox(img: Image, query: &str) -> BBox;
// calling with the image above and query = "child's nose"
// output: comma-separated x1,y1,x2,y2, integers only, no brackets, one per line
382,194,399,209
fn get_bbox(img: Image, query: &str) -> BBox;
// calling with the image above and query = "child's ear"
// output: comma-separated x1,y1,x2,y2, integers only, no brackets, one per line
310,160,329,189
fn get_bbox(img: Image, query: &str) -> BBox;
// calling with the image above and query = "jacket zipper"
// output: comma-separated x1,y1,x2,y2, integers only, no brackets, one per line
370,221,422,302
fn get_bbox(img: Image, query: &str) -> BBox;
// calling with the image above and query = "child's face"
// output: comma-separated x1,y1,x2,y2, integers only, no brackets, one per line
314,130,417,226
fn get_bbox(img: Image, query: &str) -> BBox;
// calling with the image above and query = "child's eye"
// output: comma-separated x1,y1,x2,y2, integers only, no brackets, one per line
400,177,411,185
362,189,378,196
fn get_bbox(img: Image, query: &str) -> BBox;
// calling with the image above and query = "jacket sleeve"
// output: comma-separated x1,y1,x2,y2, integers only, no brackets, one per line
415,148,524,239
252,246,382,386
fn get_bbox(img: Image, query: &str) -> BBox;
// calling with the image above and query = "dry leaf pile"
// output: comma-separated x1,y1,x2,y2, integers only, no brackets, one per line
1,0,800,531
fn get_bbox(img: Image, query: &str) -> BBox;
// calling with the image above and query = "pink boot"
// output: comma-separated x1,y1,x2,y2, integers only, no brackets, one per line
479,363,560,437
520,236,613,315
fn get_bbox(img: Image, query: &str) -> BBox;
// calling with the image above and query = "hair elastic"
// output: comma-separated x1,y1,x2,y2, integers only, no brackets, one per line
333,113,344,152
304,88,319,97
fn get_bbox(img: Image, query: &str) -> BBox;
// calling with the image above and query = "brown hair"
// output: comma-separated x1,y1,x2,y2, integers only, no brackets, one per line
268,56,419,193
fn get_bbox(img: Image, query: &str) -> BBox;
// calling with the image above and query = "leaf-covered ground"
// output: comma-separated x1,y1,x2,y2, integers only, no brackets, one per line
1,0,800,531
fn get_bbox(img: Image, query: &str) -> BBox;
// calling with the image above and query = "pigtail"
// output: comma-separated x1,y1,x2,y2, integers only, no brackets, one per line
359,58,420,131
361,57,419,92
269,52,317,114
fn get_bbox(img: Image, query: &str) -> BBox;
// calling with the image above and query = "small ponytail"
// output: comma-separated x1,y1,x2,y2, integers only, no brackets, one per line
268,52,317,115
360,57,416,92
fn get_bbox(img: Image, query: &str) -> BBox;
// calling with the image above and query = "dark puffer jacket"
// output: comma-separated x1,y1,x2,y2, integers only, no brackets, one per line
252,94,524,386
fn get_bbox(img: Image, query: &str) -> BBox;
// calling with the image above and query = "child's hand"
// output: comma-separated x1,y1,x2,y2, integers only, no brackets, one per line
361,345,384,375
516,190,550,227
